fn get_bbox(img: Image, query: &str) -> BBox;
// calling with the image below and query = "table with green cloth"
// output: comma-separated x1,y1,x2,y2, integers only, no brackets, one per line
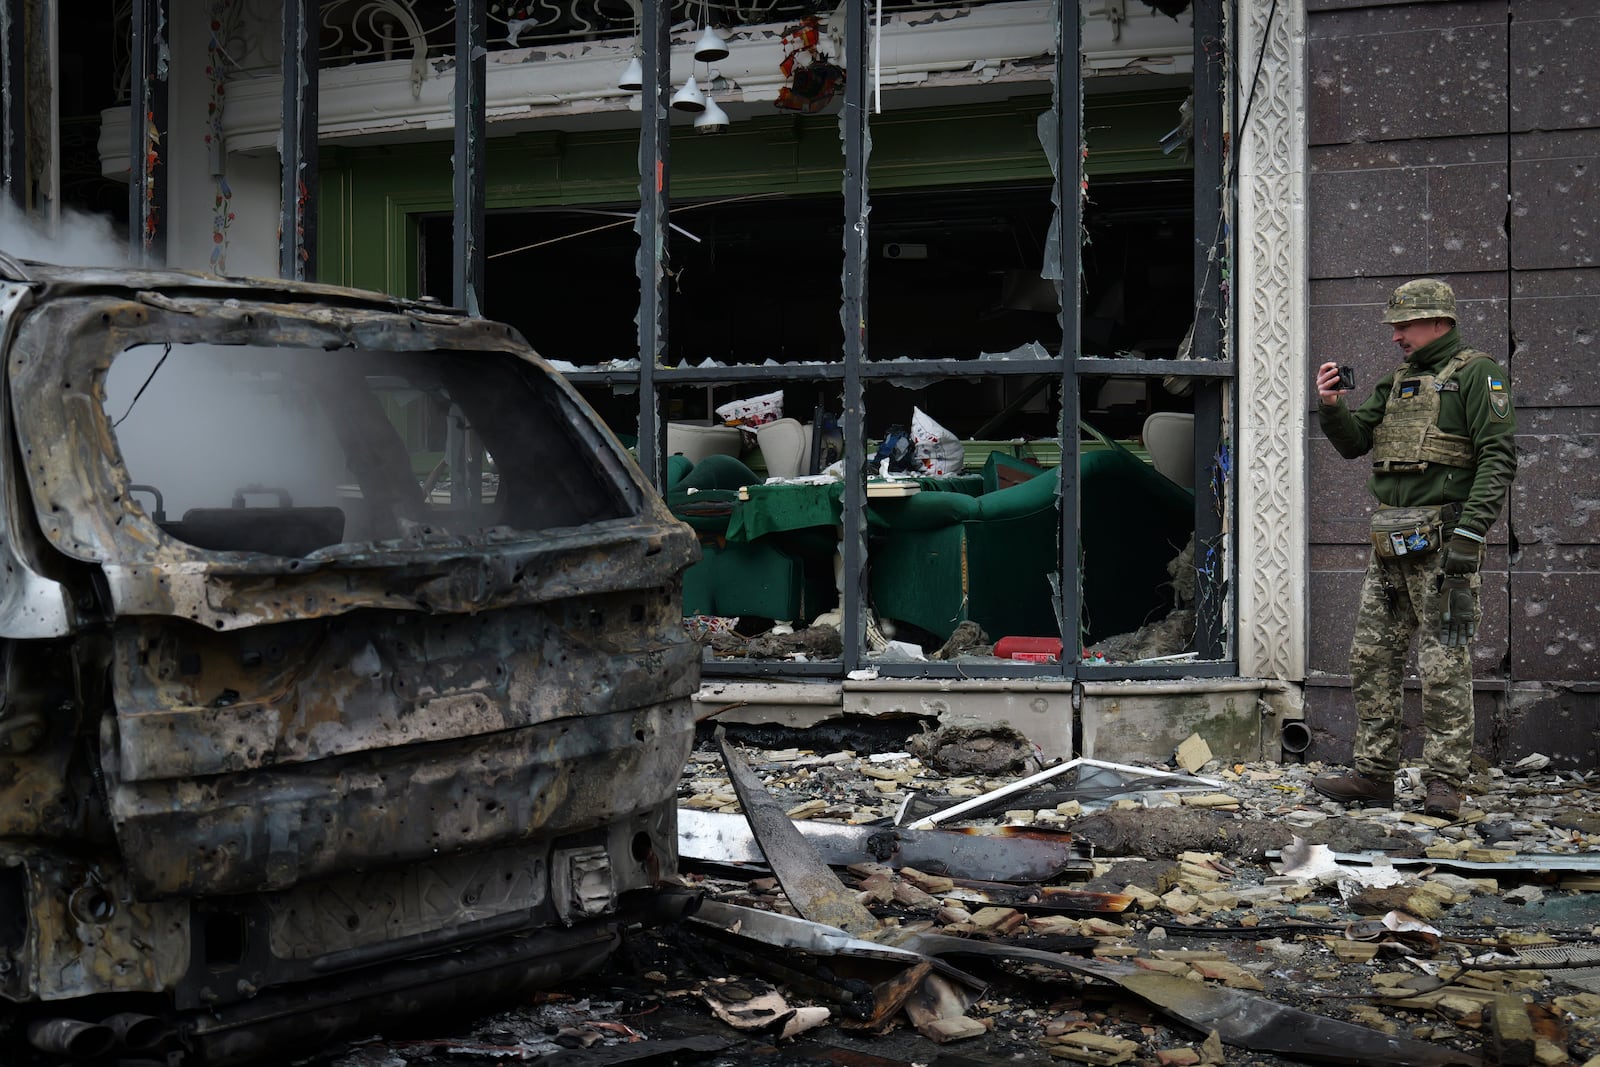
725,474,984,543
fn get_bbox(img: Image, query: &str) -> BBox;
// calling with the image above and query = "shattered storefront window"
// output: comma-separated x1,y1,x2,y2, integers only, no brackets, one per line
665,398,848,665
410,0,1234,674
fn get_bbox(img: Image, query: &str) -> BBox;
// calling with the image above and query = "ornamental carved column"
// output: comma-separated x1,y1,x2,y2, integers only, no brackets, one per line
1234,0,1308,681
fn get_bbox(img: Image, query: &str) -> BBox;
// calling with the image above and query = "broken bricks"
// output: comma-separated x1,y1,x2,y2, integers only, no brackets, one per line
702,980,832,1041
343,735,1597,1063
1042,1030,1142,1064
667,734,1600,1065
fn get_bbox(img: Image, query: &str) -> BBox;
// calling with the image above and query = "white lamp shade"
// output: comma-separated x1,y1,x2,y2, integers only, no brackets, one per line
671,75,706,112
694,97,730,133
617,56,643,91
693,25,729,62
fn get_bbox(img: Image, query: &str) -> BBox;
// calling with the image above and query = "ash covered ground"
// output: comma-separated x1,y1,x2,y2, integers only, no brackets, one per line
310,722,1600,1067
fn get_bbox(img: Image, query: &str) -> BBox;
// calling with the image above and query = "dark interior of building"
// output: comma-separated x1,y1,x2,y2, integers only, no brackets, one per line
25,4,126,231
420,174,1196,442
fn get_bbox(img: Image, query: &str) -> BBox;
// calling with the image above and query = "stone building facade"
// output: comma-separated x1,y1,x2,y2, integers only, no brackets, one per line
1303,0,1599,767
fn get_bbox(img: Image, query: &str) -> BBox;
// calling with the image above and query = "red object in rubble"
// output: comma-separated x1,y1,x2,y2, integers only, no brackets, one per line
993,636,1063,662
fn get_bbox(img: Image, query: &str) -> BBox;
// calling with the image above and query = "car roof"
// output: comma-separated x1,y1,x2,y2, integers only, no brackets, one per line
0,250,464,319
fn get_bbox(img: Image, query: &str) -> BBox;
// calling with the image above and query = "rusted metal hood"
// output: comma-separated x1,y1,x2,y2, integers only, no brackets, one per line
93,519,697,628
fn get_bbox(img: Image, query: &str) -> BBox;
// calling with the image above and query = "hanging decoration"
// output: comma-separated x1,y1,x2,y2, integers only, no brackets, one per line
774,16,844,114
288,176,310,270
141,112,162,249
205,1,236,273
501,5,537,47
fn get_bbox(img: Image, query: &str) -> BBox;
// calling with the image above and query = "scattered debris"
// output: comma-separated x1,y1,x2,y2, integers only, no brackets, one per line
702,980,831,1040
715,725,881,938
677,807,1095,883
1174,732,1213,774
900,757,1223,829
906,722,1042,776
705,623,844,659
932,620,991,660
711,735,1499,1066
1276,837,1410,888
311,740,1600,1067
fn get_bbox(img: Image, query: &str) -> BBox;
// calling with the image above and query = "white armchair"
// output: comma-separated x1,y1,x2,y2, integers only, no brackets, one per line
755,418,814,479
666,422,743,464
1142,411,1195,489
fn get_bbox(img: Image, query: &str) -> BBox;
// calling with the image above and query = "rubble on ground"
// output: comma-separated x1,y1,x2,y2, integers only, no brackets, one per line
320,735,1600,1067
906,723,1043,776
704,623,846,659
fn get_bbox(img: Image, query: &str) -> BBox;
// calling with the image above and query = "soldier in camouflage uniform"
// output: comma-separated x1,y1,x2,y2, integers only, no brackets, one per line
1310,279,1517,817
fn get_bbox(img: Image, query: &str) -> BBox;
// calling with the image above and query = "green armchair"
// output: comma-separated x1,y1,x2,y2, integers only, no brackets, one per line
667,455,832,623
869,446,1194,646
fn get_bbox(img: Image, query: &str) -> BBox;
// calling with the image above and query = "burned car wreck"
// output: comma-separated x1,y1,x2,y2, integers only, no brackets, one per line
0,253,701,1065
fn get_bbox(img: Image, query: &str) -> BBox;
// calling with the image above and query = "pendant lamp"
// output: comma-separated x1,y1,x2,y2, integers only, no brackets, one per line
671,75,706,112
695,97,730,133
617,55,643,92
693,25,729,62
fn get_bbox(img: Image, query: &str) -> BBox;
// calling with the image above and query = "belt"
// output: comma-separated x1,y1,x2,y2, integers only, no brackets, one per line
1440,500,1464,539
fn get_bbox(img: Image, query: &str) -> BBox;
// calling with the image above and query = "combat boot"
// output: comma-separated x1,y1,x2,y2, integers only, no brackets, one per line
1309,771,1395,807
1423,779,1461,817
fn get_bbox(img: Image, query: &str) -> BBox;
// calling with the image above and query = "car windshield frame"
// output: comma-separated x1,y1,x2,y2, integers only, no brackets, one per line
8,289,649,572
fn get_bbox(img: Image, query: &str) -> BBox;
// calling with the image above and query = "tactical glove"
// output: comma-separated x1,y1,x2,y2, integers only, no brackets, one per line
1439,575,1478,647
1442,530,1484,576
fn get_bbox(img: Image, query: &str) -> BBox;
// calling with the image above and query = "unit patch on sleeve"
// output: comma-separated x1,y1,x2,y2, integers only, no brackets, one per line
1488,375,1510,419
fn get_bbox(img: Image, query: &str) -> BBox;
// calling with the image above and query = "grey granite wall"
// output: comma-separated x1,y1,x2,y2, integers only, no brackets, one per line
1304,0,1600,769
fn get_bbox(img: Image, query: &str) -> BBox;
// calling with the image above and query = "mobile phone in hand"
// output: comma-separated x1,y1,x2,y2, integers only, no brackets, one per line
1337,365,1355,390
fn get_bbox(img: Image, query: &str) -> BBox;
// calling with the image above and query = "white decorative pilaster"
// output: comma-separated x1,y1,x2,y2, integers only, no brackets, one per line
1235,0,1308,680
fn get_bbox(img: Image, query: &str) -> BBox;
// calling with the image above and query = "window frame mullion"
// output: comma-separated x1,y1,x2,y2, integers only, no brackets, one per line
1055,0,1083,678
839,0,871,670
635,0,671,489
1191,0,1230,661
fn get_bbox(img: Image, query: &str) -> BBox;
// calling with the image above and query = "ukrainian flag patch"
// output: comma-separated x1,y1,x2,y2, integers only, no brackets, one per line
1488,375,1510,418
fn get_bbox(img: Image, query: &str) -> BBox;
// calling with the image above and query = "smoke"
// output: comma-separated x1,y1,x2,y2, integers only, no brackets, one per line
0,199,128,268
108,343,353,523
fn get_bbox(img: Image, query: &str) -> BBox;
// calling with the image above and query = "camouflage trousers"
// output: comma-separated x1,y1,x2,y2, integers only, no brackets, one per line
1349,550,1478,788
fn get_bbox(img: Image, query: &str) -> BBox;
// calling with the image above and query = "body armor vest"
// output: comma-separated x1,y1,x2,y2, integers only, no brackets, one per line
1370,350,1480,473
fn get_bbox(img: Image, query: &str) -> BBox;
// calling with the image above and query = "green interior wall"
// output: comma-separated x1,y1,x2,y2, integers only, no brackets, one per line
319,87,1190,297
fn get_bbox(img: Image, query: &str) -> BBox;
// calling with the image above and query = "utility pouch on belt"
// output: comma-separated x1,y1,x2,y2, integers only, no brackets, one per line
1370,505,1446,558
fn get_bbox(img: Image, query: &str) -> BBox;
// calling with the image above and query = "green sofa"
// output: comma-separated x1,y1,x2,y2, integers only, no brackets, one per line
666,455,833,623
869,445,1194,646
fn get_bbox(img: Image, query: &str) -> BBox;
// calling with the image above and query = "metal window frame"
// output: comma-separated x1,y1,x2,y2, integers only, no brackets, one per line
128,0,168,264
281,0,322,281
636,0,671,486
1,0,25,212
507,0,1236,681
453,0,486,311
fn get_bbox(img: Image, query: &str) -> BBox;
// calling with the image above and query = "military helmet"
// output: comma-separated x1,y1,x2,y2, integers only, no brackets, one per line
1382,278,1457,324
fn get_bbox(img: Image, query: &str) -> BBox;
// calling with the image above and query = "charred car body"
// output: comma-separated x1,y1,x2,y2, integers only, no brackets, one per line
0,253,701,1064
